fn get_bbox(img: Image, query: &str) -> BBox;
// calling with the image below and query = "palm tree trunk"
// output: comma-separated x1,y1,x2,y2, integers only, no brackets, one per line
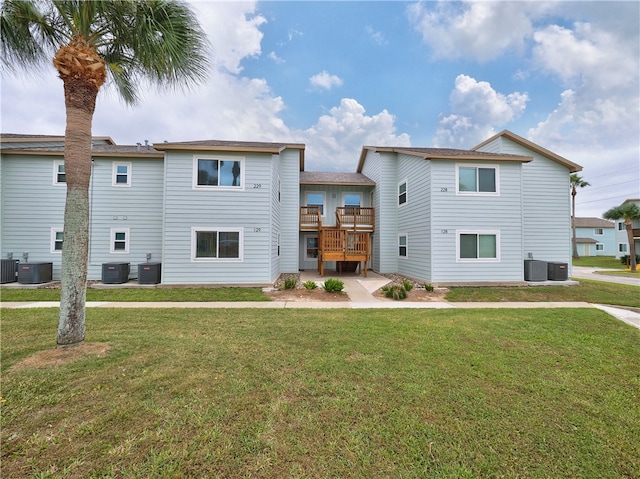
626,221,638,272
57,79,98,347
571,188,579,259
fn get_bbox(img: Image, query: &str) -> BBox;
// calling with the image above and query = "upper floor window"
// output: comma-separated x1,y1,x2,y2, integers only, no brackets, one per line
194,157,243,188
398,180,407,205
192,227,242,261
457,231,500,262
53,160,65,184
110,228,130,253
344,193,362,214
306,192,325,215
113,162,131,186
457,165,498,195
50,228,63,252
594,228,604,235
618,222,625,231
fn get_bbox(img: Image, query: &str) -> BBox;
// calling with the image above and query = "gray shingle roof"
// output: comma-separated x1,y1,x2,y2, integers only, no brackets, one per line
300,171,375,186
573,217,615,228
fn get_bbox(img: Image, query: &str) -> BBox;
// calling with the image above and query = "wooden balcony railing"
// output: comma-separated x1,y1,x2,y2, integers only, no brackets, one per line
633,228,640,239
300,206,322,230
318,229,370,276
335,207,375,231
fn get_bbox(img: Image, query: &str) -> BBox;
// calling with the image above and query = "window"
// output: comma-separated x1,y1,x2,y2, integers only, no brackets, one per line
194,157,243,188
619,243,628,253
594,228,604,235
192,228,242,261
398,181,407,205
596,243,604,251
399,235,407,257
457,165,498,195
53,160,65,184
112,162,131,186
305,236,319,260
457,231,499,261
110,228,130,253
343,193,362,214
618,222,625,231
306,192,325,215
277,175,281,202
50,228,63,252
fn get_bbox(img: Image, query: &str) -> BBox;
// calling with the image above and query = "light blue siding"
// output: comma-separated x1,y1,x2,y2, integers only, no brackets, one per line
274,149,300,276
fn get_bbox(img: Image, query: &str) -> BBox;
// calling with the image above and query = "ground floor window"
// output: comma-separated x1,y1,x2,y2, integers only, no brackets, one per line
398,234,407,257
619,243,628,253
110,228,130,253
51,228,63,252
457,231,499,261
192,228,242,261
305,235,319,260
595,243,604,251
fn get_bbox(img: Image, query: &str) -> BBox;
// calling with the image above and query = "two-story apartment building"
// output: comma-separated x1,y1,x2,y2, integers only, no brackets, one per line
572,217,616,256
613,198,640,259
0,130,581,285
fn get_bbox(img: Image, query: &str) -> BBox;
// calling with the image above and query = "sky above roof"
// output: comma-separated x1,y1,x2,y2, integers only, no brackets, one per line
1,1,638,218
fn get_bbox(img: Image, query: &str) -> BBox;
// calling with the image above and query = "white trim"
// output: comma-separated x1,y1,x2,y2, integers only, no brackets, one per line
456,230,501,262
455,164,500,196
343,192,362,207
192,156,245,190
594,228,604,236
618,243,628,253
398,233,408,258
53,160,65,185
191,227,243,262
595,243,604,251
50,227,64,253
112,162,132,187
110,227,130,254
305,191,326,217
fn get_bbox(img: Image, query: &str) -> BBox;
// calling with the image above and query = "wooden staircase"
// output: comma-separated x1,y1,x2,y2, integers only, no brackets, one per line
300,206,374,277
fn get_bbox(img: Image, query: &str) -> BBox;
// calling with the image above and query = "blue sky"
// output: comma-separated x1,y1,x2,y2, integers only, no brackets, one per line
1,1,638,218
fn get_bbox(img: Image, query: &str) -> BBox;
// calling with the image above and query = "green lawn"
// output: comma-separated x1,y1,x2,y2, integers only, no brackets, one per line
2,308,639,478
572,255,626,269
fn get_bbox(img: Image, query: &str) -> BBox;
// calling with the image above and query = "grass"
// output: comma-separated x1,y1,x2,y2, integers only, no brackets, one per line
572,255,626,269
2,308,639,478
445,278,640,307
0,286,269,303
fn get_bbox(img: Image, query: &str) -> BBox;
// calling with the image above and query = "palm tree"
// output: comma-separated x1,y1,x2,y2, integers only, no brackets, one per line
603,202,640,273
570,173,590,259
1,0,208,347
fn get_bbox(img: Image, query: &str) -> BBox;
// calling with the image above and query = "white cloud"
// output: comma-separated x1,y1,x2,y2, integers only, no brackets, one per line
309,71,344,90
434,75,528,148
407,1,541,62
298,99,411,171
268,51,285,64
365,25,386,45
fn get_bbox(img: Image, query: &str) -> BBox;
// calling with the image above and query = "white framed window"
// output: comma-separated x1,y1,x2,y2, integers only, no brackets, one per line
618,222,625,231
456,164,499,195
193,157,243,189
594,228,604,235
112,162,131,186
50,228,64,253
457,230,500,262
595,243,604,251
191,227,242,261
619,243,628,253
304,235,319,260
398,180,407,206
306,192,325,216
53,160,65,184
343,193,362,214
398,234,407,257
110,228,130,253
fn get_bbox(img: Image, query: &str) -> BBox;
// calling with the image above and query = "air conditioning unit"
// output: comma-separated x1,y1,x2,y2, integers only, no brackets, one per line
18,262,53,284
138,262,161,284
102,262,130,284
547,262,568,281
524,260,547,281
1,259,19,284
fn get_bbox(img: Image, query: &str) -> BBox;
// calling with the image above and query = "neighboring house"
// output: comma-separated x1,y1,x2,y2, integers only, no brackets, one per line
0,130,581,285
613,198,640,259
573,217,616,256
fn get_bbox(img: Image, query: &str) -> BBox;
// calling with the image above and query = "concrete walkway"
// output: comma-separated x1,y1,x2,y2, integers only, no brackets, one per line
3,269,639,329
571,266,640,287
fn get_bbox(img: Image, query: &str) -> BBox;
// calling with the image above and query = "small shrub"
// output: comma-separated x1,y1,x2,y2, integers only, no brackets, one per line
303,280,318,290
323,278,344,292
383,284,407,300
283,278,297,290
620,254,640,265
402,279,413,292
424,283,434,292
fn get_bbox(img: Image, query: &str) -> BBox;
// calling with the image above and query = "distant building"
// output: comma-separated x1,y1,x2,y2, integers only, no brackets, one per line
613,199,640,258
572,217,615,256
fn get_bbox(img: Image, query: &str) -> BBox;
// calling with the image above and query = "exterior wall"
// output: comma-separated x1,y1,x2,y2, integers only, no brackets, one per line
395,154,432,281
0,154,66,278
575,226,615,256
360,151,382,272
87,157,164,279
478,137,573,276
276,149,300,276
161,149,276,284
430,159,524,282
614,200,640,258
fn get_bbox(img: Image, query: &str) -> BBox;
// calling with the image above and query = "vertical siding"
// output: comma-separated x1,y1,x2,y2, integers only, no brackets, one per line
161,150,275,284
87,157,164,279
430,160,524,282
396,154,432,281
371,152,399,273
360,151,382,271
278,149,300,274
0,155,66,278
